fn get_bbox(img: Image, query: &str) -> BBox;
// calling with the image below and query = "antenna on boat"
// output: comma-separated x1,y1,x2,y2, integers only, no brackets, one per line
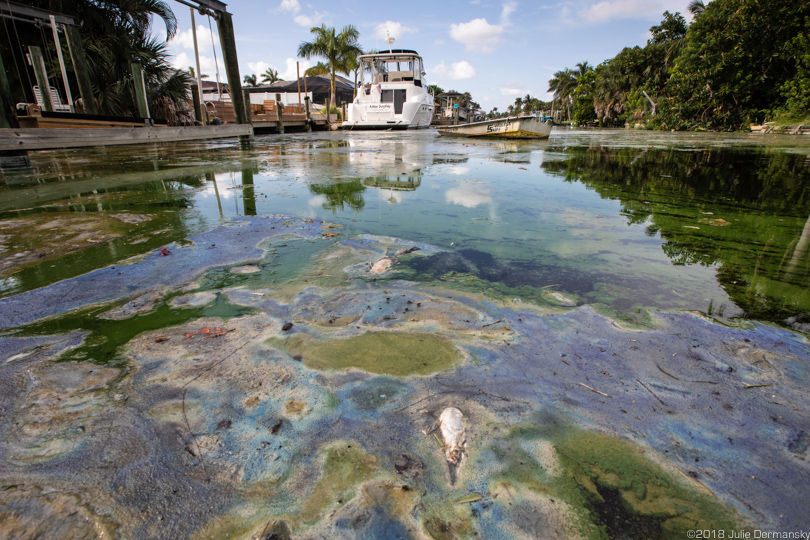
385,31,395,54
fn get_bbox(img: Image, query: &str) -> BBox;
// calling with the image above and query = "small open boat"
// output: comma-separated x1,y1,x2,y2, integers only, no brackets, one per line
435,114,552,139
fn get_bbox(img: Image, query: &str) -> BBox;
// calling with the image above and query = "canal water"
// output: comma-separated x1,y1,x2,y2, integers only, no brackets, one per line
2,129,808,330
1,129,810,539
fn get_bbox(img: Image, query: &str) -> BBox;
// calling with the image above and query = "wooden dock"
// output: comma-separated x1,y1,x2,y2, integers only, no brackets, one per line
0,98,337,156
0,124,253,151
207,99,335,133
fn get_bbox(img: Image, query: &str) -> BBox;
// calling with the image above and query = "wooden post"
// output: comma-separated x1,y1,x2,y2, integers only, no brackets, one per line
243,89,252,125
304,95,312,132
189,7,206,125
241,167,256,216
342,103,346,123
275,93,284,133
0,52,30,172
130,58,150,119
28,46,53,112
64,25,97,115
49,16,74,113
0,52,20,129
191,85,202,125
325,96,331,126
215,11,248,126
296,61,301,108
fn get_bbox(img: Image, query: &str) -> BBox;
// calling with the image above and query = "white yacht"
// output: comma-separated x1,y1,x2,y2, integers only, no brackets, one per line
343,49,434,130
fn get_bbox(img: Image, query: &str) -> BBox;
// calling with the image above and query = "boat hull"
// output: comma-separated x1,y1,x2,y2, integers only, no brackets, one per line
343,100,434,130
436,116,553,139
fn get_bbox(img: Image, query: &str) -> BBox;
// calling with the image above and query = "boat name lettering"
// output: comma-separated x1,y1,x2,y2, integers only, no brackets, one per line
486,122,507,132
367,104,394,110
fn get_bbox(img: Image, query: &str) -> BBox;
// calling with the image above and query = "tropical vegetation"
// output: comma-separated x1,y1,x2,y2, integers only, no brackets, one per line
260,68,280,84
1,0,193,123
297,24,362,105
548,0,810,130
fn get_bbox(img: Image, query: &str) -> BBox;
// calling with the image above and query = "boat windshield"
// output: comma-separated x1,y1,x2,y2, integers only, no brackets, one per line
362,55,422,85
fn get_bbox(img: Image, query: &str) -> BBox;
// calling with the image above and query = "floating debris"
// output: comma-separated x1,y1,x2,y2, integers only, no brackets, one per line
395,246,421,256
455,493,482,504
183,327,233,339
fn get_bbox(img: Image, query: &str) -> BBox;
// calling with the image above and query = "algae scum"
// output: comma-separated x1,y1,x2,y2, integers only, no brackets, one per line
1,131,809,539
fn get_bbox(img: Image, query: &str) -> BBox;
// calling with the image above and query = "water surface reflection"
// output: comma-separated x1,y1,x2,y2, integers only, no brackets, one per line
1,130,807,329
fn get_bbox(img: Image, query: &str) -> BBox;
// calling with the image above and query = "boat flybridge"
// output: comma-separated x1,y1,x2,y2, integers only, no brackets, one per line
343,49,434,130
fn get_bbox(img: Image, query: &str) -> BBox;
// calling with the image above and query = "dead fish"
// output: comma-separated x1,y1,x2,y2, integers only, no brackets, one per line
370,257,392,274
439,407,466,465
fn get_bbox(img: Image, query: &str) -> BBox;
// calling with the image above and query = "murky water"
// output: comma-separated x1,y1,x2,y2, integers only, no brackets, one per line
1,129,808,329
2,129,810,538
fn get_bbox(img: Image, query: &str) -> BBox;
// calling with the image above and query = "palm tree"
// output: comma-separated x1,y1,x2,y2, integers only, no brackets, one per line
688,0,705,17
522,93,533,113
17,0,192,122
261,68,280,84
548,69,577,121
243,74,258,87
304,62,331,77
297,24,362,105
427,84,444,97
575,62,593,78
513,96,523,115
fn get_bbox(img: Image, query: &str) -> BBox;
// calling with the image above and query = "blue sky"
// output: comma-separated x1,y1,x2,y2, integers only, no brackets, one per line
165,0,695,111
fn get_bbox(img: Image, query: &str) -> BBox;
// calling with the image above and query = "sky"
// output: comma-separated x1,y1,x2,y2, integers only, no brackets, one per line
164,0,696,112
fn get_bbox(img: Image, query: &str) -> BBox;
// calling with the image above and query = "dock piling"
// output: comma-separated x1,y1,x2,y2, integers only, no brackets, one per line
130,58,150,120
275,93,284,134
28,46,53,112
64,25,97,114
0,53,30,172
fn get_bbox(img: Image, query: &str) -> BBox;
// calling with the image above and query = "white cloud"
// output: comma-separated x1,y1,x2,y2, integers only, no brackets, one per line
445,185,492,208
308,195,327,206
247,61,271,77
280,57,311,80
433,38,445,46
373,21,417,40
433,61,477,81
578,0,674,24
500,86,524,97
171,52,225,78
279,0,300,13
500,1,517,25
170,25,215,51
449,18,503,53
294,12,327,27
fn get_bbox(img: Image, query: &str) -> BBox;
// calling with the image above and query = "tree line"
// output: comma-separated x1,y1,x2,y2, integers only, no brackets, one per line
548,0,810,130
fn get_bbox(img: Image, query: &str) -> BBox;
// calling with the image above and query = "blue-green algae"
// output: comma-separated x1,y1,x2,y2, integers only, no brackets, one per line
273,332,461,376
494,424,748,540
3,292,256,365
